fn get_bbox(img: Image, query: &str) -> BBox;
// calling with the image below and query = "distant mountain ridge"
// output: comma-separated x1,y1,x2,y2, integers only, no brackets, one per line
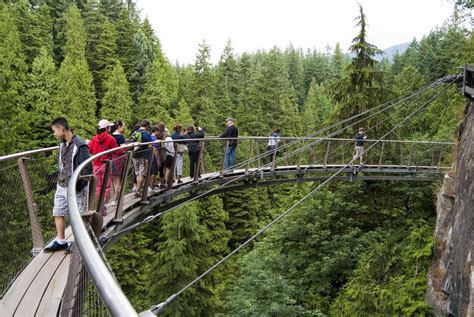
347,42,410,62
376,42,410,61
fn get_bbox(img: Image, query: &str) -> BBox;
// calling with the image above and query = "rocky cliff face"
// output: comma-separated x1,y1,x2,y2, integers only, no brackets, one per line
426,101,473,316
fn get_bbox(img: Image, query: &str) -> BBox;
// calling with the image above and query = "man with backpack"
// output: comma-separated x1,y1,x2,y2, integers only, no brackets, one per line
130,120,153,197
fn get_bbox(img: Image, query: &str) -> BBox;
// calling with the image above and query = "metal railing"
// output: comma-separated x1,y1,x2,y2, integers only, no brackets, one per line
0,136,455,313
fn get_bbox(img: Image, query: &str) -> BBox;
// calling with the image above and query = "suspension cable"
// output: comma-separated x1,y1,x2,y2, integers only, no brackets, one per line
103,79,450,243
147,77,456,315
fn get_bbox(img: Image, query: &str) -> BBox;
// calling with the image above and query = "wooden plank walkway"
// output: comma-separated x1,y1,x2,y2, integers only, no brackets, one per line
0,228,74,317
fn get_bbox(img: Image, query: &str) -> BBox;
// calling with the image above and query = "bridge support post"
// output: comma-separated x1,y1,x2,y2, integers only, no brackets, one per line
141,149,153,202
297,140,305,170
324,141,330,168
114,151,132,223
96,160,112,215
271,143,278,171
407,144,413,168
167,143,178,190
194,141,205,182
246,140,254,173
17,157,44,256
437,145,444,168
220,141,229,175
378,142,385,168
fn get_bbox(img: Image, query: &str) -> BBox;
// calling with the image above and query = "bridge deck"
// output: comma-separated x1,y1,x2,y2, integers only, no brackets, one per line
0,164,447,316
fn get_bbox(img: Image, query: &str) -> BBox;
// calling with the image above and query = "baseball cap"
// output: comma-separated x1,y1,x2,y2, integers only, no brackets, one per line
98,119,114,129
226,117,233,122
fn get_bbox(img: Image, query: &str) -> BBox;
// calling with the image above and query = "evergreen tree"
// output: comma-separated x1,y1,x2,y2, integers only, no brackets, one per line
286,45,305,111
149,203,213,316
114,2,138,79
0,4,28,154
302,79,332,132
84,3,118,108
100,59,133,124
138,52,179,125
26,47,59,148
128,27,154,105
214,39,239,122
55,4,96,137
330,43,346,81
235,53,266,135
192,41,217,133
332,4,386,129
172,99,194,127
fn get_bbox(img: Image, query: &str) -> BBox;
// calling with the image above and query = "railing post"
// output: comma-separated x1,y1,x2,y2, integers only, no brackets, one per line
407,144,413,167
255,141,262,168
114,151,132,223
297,140,305,169
245,140,254,173
324,141,331,167
271,142,278,171
194,141,204,182
17,157,44,255
96,160,112,215
167,143,178,190
399,143,403,166
141,148,153,202
437,145,444,168
378,142,385,168
221,141,229,175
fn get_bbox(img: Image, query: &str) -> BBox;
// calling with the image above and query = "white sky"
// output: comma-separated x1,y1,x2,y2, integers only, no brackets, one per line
136,0,455,65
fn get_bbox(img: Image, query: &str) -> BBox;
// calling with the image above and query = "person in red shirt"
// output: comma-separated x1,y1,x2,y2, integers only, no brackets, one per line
88,119,119,205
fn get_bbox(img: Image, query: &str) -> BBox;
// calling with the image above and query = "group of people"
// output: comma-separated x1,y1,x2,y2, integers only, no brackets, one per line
44,115,365,253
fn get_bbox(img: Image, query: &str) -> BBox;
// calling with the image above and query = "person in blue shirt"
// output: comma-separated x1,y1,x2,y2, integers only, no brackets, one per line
353,127,367,164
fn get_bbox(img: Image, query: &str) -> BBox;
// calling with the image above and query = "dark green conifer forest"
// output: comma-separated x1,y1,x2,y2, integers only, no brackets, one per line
1,0,472,315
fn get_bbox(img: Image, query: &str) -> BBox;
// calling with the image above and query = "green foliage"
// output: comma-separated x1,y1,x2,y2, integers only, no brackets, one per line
149,203,214,316
100,59,133,124
138,53,179,125
55,4,96,138
0,4,28,155
108,230,154,311
26,47,59,148
302,79,332,132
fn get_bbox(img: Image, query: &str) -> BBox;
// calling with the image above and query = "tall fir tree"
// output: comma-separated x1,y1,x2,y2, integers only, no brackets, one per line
114,2,138,80
302,78,332,132
149,203,214,316
330,43,346,81
286,45,306,111
0,4,28,154
100,59,133,124
55,4,96,137
332,4,385,130
214,39,239,121
235,53,265,135
128,27,154,106
192,41,217,133
172,99,194,127
138,51,179,125
26,47,59,148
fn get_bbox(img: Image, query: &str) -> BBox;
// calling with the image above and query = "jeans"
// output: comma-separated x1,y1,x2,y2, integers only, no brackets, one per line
189,152,199,178
224,146,236,172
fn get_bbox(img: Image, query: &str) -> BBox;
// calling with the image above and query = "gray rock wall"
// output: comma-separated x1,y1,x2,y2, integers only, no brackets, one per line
427,101,474,316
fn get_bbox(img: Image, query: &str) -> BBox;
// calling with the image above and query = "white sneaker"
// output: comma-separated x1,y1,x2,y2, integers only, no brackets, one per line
148,187,158,195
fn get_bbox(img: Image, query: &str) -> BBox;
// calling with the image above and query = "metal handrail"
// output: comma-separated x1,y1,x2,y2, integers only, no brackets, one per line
65,136,455,315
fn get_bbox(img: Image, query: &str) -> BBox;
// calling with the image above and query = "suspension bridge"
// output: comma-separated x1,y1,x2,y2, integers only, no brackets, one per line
0,68,472,316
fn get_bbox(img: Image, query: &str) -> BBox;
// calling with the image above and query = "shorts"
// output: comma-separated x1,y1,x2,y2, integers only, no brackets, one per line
52,184,87,217
355,146,365,157
133,156,149,177
163,155,174,168
112,155,126,176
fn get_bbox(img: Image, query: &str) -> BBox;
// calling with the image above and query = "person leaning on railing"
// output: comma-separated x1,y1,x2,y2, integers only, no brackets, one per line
44,117,92,252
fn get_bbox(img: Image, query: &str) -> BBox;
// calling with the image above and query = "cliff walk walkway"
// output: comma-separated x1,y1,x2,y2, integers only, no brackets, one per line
0,136,454,316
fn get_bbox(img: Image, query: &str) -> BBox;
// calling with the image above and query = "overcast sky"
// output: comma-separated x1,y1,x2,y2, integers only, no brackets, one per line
136,0,455,65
